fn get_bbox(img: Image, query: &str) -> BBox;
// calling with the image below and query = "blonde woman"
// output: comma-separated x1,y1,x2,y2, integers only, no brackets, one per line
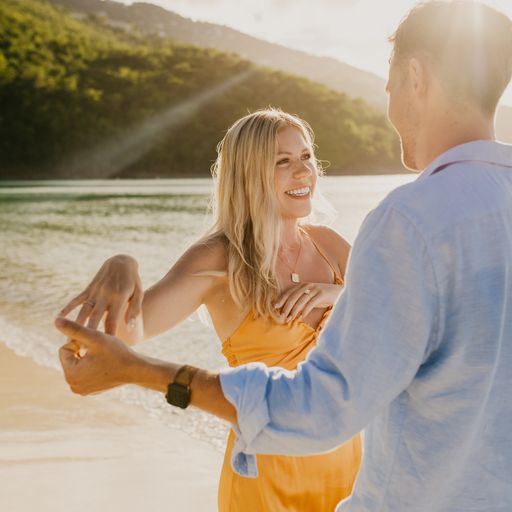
60,108,361,511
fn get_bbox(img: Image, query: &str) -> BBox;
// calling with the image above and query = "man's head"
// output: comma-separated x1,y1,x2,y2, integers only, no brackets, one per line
387,1,512,170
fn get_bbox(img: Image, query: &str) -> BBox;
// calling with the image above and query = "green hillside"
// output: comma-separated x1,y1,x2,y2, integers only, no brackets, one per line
48,0,389,108
0,0,402,178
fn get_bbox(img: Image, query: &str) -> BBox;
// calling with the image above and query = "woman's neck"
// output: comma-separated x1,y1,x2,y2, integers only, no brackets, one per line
279,219,303,252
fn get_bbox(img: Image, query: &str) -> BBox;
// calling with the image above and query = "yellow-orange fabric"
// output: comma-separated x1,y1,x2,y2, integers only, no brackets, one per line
218,248,362,511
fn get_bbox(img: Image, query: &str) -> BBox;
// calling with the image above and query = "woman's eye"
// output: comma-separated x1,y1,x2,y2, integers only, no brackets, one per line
302,153,311,160
277,159,290,166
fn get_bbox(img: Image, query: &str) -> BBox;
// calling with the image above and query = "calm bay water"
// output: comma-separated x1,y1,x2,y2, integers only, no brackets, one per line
0,175,415,448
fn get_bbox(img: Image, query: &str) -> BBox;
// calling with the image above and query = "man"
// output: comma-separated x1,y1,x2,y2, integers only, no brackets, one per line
57,2,512,510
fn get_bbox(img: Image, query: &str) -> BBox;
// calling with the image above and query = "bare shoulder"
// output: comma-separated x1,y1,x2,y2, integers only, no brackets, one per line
302,224,351,273
303,224,351,253
173,235,228,276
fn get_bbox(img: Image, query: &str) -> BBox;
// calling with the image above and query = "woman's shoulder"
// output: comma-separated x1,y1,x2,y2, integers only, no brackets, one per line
302,224,351,253
302,224,351,276
177,235,228,277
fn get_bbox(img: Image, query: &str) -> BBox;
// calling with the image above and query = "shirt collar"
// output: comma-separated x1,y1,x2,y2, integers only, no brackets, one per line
418,140,512,181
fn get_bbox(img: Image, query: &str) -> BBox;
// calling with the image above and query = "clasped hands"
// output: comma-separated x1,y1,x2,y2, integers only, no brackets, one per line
56,254,144,396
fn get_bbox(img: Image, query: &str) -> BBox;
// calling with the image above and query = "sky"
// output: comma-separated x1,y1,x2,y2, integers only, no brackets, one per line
122,0,512,106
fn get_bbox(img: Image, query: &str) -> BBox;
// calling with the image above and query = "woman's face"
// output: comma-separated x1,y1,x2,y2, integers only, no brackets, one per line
274,125,318,220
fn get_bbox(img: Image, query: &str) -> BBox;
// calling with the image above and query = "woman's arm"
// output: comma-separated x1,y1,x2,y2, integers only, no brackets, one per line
133,241,226,342
60,240,227,345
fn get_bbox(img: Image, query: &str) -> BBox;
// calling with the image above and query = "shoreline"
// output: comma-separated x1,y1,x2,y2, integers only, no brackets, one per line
0,343,223,511
0,171,411,185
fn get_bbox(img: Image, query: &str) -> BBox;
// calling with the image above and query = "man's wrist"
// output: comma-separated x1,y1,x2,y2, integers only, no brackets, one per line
166,365,199,409
120,354,236,422
124,352,179,393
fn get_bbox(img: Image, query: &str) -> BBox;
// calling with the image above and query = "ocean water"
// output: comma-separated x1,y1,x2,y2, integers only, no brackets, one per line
0,175,415,449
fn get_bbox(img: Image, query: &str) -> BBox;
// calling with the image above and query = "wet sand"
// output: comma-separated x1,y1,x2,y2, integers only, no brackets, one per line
0,343,223,511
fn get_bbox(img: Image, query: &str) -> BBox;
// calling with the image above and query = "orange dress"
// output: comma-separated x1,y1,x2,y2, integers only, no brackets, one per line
218,245,362,512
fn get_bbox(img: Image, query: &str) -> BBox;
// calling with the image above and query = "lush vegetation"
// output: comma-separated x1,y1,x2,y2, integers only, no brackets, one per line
0,0,402,178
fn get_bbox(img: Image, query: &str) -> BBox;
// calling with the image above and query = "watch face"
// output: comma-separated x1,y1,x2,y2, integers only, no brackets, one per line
166,383,190,409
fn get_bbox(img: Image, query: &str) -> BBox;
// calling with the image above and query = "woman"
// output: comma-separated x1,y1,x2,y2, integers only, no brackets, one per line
61,108,361,511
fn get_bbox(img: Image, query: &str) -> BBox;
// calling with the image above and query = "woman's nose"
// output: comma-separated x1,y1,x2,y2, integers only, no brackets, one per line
293,160,314,178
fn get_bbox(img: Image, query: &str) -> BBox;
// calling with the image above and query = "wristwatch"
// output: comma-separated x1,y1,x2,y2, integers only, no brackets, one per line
166,365,198,409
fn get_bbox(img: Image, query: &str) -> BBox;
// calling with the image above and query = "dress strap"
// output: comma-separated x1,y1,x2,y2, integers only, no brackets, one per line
301,229,344,285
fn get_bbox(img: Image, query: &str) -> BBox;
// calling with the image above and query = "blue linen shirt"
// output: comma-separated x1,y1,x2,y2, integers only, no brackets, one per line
220,140,512,511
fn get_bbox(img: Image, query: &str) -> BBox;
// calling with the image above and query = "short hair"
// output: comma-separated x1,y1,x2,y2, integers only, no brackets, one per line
389,1,512,115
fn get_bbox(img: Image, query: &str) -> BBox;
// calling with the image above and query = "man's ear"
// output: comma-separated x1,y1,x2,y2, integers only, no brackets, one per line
408,57,429,98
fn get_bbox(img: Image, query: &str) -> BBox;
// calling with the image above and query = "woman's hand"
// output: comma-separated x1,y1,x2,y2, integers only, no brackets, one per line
59,254,143,336
275,283,343,322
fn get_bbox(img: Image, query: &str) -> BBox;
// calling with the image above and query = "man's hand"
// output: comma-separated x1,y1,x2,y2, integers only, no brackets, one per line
56,316,138,395
55,317,238,423
59,254,143,335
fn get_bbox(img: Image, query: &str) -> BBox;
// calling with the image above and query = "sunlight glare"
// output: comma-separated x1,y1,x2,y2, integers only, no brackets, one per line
58,69,254,178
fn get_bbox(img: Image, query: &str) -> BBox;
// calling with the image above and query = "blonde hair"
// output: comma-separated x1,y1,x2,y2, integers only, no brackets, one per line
201,108,319,320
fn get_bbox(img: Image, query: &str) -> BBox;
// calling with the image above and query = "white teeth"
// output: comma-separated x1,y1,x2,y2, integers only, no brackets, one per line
286,186,310,197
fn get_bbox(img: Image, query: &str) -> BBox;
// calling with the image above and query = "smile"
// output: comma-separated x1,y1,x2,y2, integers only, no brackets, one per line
285,186,311,197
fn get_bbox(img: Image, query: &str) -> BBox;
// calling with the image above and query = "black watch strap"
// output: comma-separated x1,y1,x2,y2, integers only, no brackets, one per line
166,365,199,409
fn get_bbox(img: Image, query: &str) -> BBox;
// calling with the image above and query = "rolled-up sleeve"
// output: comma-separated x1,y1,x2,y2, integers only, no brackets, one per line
220,204,440,477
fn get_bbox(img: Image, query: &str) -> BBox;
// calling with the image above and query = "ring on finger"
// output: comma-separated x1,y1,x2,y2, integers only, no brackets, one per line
84,299,96,307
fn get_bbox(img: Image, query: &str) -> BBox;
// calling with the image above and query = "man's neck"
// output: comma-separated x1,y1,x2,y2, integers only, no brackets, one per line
415,109,495,170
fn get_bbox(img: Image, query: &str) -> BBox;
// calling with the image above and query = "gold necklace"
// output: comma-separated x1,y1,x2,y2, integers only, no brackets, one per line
278,235,303,283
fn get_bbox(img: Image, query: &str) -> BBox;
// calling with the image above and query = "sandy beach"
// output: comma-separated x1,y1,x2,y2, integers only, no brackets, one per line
0,343,223,512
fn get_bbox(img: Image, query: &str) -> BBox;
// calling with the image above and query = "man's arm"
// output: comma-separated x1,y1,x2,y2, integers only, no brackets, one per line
56,318,237,423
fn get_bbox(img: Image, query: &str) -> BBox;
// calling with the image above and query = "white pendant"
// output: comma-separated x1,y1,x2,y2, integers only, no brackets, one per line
291,273,300,283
